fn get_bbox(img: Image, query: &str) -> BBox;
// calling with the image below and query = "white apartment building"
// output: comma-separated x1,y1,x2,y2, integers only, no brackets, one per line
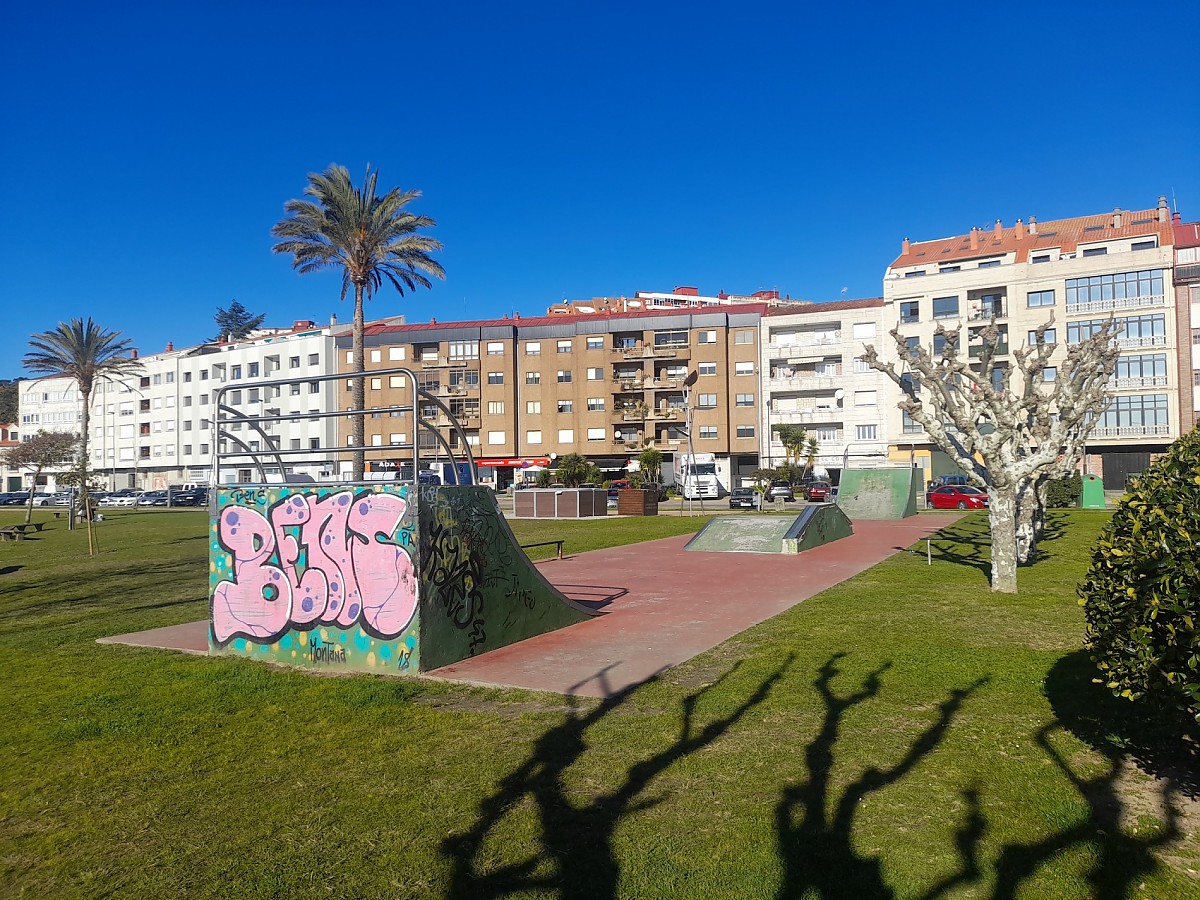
758,299,890,479
15,375,81,491
1173,218,1200,426
882,198,1194,487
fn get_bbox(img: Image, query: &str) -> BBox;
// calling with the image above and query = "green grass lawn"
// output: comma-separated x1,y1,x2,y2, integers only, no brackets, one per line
0,506,1196,899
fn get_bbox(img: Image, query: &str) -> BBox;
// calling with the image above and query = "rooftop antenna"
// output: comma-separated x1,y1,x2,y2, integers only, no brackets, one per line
1172,188,1178,214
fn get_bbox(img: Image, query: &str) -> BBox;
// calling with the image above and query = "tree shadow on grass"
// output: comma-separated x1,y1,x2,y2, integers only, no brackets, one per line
440,654,794,899
775,653,989,899
924,520,993,581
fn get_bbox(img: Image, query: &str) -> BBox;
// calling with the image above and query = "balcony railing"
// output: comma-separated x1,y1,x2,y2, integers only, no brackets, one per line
968,342,1009,358
1110,375,1168,389
771,408,840,424
768,334,842,354
968,306,1006,321
1089,424,1171,439
612,344,690,360
418,358,470,369
1066,294,1165,315
618,408,681,422
1115,335,1167,349
766,374,838,391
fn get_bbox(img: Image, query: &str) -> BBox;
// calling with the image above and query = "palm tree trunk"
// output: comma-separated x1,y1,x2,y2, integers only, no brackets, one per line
352,285,366,482
80,388,96,556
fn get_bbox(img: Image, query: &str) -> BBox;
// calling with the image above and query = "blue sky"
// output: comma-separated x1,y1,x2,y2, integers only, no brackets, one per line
2,1,1197,380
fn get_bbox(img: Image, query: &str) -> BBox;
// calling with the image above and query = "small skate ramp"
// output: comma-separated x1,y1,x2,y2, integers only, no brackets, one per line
208,484,596,675
685,505,853,554
836,468,919,520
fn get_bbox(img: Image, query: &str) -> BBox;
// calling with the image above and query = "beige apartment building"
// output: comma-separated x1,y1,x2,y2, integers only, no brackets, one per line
882,198,1194,487
336,306,765,491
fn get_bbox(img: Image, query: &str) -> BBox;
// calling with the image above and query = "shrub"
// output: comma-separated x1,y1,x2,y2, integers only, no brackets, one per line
1045,474,1082,508
1079,427,1200,722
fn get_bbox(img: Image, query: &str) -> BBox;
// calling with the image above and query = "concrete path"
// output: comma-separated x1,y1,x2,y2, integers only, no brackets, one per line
99,513,962,699
428,514,961,697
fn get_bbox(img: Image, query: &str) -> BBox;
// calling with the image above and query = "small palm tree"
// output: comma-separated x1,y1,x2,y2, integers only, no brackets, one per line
272,164,444,481
24,319,143,555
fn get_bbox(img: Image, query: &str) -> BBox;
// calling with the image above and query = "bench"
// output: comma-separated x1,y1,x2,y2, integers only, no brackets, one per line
520,539,565,560
12,522,45,534
0,527,25,542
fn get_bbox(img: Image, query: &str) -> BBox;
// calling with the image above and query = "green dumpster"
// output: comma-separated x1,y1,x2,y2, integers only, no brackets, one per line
1079,473,1105,509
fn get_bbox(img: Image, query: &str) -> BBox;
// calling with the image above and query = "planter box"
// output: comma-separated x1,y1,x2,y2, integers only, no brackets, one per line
617,489,658,517
514,488,608,518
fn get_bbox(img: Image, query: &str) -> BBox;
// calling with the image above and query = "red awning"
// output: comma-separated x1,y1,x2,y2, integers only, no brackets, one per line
474,457,551,468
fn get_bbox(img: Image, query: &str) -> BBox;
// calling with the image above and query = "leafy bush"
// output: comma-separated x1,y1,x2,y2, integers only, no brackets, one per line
1079,427,1200,722
1045,474,1082,508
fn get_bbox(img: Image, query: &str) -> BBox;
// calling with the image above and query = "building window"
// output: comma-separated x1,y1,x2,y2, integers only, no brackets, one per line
855,424,878,441
248,362,259,378
1028,328,1057,346
557,429,573,443
698,362,716,376
526,430,542,444
1115,353,1167,382
699,425,717,439
1066,269,1164,306
854,359,871,374
487,431,506,445
736,425,755,438
487,372,504,385
525,342,541,355
557,370,572,383
854,390,877,406
851,322,876,340
932,296,959,319
978,259,1001,269
902,411,921,434
183,371,192,383
587,398,605,411
1131,239,1157,251
488,401,505,414
526,401,541,414
230,365,242,380
735,393,754,407
698,330,716,344
1031,254,1050,264
1095,394,1168,431
370,378,382,390
557,400,573,413
388,347,406,361
1041,367,1057,383
585,336,603,350
486,342,504,356
1028,290,1055,308
697,393,717,409
939,265,961,274
735,330,754,345
734,362,754,376
932,333,947,355
587,427,605,441
654,330,688,348
449,341,479,360
556,340,571,353
1082,247,1108,257
525,371,541,384
587,368,603,381
905,270,926,278
449,369,479,388
389,375,406,389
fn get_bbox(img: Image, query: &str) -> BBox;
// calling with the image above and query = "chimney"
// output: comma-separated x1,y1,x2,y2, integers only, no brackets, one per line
1028,215,1038,235
1158,195,1169,223
969,228,980,251
1015,218,1024,240
513,312,520,320
1113,208,1123,228
330,313,337,325
166,341,173,352
430,317,436,324
994,219,1003,239
1173,211,1182,224
901,237,911,255
131,348,138,359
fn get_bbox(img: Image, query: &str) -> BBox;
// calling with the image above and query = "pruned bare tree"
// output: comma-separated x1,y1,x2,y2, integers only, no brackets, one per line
862,318,1118,593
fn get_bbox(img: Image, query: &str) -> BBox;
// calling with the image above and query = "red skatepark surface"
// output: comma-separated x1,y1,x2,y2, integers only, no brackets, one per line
100,513,962,699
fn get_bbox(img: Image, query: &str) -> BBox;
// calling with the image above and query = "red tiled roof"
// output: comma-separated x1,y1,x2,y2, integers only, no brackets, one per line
363,303,770,336
1173,220,1200,250
763,297,883,317
889,206,1174,269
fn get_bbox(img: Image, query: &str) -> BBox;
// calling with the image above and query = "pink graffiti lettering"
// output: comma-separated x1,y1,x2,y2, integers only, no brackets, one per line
212,491,416,644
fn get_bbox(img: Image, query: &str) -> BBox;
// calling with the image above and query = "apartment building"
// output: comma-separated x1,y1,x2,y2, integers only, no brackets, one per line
337,306,766,491
882,198,1194,487
547,285,803,316
1173,217,1200,428
15,375,81,491
1,421,23,491
759,299,889,479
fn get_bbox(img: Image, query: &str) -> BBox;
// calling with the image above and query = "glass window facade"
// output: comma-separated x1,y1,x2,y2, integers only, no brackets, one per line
1066,270,1164,306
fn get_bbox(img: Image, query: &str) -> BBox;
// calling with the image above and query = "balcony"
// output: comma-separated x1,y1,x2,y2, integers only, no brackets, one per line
1110,375,1168,389
418,357,469,369
1065,294,1165,316
1089,424,1171,439
1115,335,1167,349
617,407,682,422
771,407,840,425
968,305,1006,322
765,374,838,392
768,334,842,355
612,344,690,360
968,342,1009,358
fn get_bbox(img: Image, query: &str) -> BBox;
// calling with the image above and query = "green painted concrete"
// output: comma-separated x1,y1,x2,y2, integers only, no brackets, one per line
836,468,919,520
783,504,854,553
685,515,797,553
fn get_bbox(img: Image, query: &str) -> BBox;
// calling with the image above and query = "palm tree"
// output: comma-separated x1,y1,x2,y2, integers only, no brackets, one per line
24,318,143,555
272,164,444,481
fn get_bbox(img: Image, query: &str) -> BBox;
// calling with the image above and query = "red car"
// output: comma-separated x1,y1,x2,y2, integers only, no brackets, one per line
805,481,832,502
928,485,989,510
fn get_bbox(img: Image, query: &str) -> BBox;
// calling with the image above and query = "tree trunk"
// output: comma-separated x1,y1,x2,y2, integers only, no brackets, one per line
988,484,1018,593
351,285,366,482
1015,478,1038,566
80,387,96,556
23,479,36,526
1033,477,1049,541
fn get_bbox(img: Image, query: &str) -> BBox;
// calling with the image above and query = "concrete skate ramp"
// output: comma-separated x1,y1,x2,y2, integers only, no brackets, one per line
417,486,598,670
208,484,596,676
685,505,853,554
836,468,919,520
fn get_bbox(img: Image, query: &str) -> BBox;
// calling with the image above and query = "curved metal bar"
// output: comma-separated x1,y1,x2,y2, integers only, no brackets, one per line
217,403,288,480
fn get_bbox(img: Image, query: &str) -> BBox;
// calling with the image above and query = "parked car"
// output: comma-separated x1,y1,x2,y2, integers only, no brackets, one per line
99,494,138,507
137,491,167,506
766,481,795,502
728,488,760,509
805,481,832,503
928,485,989,510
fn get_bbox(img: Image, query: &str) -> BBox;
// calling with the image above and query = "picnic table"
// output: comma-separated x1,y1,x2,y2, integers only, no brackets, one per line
0,522,47,541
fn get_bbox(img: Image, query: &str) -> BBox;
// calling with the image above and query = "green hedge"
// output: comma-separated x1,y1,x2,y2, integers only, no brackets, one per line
1045,474,1082,508
1079,428,1200,723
